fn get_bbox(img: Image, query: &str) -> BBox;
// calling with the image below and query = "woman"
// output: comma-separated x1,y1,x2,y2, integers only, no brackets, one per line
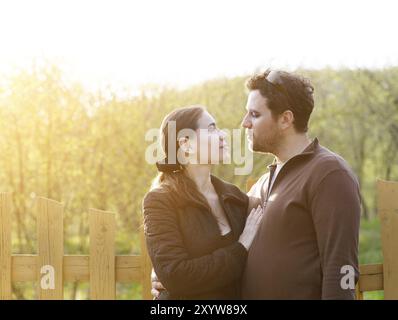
142,105,262,299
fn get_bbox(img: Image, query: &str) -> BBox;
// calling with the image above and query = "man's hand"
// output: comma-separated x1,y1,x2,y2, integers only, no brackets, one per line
151,268,165,299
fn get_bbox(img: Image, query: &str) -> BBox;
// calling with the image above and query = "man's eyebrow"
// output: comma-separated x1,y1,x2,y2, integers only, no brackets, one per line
245,105,258,112
248,108,259,113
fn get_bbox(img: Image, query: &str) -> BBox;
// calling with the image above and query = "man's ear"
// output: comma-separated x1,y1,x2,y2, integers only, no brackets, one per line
279,110,294,130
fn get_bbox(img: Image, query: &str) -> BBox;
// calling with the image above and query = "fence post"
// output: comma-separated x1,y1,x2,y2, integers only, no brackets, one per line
0,193,12,300
355,282,363,300
140,222,152,300
378,179,398,299
89,208,116,300
36,197,64,299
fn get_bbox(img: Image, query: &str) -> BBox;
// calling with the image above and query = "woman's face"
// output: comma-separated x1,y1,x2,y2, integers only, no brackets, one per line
184,111,229,165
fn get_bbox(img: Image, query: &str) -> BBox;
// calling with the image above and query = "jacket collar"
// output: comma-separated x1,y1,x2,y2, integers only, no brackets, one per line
210,175,247,205
267,137,319,169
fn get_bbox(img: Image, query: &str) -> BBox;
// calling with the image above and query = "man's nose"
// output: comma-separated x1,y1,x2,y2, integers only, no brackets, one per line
241,114,251,128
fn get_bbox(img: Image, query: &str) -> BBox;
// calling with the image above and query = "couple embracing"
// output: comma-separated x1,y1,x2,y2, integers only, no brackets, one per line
142,70,361,300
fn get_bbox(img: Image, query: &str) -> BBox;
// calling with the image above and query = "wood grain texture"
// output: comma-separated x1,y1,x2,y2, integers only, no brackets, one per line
140,223,152,300
378,180,398,299
36,197,64,299
89,208,116,300
0,193,12,300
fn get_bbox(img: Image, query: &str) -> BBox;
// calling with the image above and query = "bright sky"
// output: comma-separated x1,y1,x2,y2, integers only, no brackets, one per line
1,0,397,92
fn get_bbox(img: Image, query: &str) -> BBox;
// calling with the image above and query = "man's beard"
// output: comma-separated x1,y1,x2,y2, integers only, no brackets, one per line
251,129,282,155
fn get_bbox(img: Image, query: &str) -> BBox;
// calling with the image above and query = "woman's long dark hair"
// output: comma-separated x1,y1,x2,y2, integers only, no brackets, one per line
151,105,211,209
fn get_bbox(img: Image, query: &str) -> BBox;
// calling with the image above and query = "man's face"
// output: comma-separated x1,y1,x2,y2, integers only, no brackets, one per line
241,90,282,154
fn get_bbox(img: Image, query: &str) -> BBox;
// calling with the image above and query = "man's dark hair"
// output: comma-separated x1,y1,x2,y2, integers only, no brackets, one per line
246,69,315,132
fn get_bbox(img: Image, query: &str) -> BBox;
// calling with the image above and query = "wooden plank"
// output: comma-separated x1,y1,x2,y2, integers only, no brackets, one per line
115,255,142,283
89,208,116,300
359,273,384,292
357,264,384,294
36,197,64,299
0,193,12,300
378,180,398,299
10,255,384,296
360,263,383,275
11,255,142,283
359,263,383,292
12,255,37,282
63,255,90,282
140,223,152,300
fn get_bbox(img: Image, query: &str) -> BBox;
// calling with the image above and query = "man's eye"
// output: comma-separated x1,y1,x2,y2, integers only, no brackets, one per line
250,112,258,118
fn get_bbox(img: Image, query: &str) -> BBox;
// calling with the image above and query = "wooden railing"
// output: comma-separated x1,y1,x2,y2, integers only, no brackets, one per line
0,193,152,300
356,180,398,299
1,179,397,299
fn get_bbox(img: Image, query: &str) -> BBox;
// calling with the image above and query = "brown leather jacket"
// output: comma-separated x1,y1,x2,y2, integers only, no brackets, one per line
142,175,249,299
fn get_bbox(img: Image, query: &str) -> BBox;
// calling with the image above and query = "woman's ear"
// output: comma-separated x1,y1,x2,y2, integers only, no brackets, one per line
178,136,192,154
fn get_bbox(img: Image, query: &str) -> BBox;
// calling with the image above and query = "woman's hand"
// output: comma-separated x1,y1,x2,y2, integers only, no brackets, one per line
238,205,263,250
151,268,165,299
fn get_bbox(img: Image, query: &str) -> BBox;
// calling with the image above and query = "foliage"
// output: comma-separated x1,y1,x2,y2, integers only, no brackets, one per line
1,64,396,299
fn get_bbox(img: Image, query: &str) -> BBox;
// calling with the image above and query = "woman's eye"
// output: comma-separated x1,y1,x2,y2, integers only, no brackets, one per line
250,112,258,118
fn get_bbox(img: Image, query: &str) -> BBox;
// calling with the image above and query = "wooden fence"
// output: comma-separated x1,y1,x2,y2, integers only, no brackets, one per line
0,193,152,300
0,179,397,299
356,180,398,299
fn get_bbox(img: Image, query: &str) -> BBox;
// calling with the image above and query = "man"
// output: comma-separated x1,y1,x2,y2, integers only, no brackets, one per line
151,69,361,299
240,70,360,299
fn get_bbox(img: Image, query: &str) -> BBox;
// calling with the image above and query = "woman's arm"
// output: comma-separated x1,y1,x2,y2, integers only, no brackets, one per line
143,191,248,297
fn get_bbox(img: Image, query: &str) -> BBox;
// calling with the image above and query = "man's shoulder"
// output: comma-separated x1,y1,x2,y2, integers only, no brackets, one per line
311,145,358,183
